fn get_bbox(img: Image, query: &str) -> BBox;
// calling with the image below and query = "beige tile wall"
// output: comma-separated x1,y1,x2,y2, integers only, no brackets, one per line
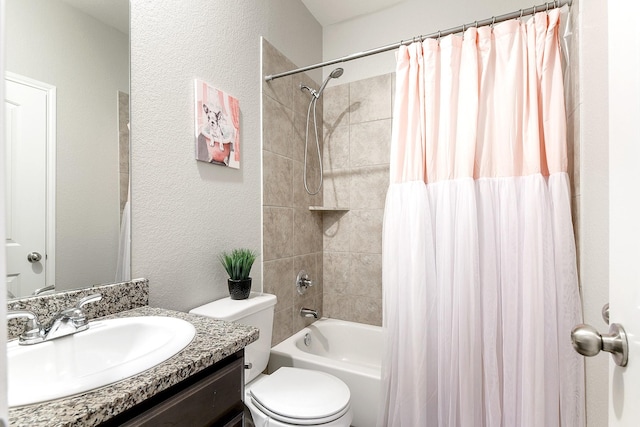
262,39,324,346
321,73,393,326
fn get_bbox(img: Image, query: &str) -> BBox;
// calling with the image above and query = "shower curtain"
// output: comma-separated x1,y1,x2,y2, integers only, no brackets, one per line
379,9,584,427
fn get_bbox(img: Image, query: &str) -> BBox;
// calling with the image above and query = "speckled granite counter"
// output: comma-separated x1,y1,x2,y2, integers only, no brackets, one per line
8,306,259,427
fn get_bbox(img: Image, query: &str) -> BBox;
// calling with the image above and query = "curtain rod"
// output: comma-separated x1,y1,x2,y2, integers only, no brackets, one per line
264,0,571,82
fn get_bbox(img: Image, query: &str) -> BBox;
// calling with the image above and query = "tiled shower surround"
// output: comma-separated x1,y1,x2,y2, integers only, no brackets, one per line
321,75,392,326
262,39,324,345
262,36,393,333
262,40,391,340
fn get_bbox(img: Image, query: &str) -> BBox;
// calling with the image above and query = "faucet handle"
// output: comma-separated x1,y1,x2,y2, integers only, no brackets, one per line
76,293,102,309
67,294,102,326
32,284,55,296
296,270,313,295
7,310,44,344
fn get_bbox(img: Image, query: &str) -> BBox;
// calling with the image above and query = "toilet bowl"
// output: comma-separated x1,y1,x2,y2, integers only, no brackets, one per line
190,293,353,427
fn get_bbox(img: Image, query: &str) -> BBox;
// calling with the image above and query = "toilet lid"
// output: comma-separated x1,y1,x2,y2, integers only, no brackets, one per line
249,367,351,425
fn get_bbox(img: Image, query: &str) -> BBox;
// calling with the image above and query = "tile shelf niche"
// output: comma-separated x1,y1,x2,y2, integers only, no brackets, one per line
308,206,349,212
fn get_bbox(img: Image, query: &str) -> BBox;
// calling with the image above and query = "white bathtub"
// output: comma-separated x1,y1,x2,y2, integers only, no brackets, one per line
268,318,382,427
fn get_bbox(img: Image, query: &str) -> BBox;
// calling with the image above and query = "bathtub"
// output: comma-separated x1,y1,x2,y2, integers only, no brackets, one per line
268,318,382,427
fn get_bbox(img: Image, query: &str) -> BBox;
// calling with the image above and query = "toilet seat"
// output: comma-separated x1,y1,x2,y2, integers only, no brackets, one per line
249,367,351,425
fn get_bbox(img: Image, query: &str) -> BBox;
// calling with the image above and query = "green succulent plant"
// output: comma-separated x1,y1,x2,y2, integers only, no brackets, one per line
218,248,257,280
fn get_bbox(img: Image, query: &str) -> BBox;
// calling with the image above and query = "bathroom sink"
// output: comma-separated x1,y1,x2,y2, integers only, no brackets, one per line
7,316,196,407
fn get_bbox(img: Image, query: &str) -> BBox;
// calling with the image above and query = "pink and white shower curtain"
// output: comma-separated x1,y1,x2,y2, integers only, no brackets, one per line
379,9,584,427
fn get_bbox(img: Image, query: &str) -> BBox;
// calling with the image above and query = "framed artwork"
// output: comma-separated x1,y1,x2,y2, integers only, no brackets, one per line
194,79,240,169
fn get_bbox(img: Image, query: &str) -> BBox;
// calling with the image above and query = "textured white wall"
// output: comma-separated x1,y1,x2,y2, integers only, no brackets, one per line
6,0,128,289
130,0,322,311
321,0,540,84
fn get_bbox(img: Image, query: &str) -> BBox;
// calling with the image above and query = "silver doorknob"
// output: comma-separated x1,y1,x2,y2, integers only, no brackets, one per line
571,323,628,367
27,252,42,263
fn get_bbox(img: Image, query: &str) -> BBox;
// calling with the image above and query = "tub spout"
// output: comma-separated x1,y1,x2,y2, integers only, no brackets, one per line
300,307,319,319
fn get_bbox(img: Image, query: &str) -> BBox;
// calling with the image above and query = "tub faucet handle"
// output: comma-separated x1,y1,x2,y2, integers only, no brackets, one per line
297,270,313,295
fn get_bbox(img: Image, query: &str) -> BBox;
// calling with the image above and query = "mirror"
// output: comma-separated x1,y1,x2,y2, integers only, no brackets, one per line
5,0,130,299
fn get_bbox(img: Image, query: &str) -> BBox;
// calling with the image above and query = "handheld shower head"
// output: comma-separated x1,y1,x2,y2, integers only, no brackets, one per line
329,67,344,79
315,67,344,98
298,67,345,195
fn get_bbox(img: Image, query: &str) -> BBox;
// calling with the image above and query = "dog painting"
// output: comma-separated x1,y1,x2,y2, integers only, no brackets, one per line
195,79,240,168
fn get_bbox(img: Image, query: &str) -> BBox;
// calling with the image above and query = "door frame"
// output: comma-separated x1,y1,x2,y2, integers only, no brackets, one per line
5,71,56,288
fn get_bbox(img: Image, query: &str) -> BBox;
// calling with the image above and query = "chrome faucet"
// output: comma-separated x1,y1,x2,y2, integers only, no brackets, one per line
300,307,319,319
8,294,102,345
44,294,102,341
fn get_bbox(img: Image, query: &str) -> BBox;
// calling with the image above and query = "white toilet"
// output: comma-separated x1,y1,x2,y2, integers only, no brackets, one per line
190,293,353,427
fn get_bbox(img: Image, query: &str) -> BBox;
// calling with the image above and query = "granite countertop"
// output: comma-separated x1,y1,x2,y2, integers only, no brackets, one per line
8,306,259,427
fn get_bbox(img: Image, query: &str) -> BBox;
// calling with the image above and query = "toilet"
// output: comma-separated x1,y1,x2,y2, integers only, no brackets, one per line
190,293,353,427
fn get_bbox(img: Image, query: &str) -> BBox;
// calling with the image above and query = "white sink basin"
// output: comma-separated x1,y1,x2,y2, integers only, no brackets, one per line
8,316,196,407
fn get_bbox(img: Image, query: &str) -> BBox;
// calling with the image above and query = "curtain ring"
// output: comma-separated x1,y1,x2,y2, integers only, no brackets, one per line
533,5,536,23
490,16,496,31
475,20,478,28
462,23,466,39
546,2,550,12
437,30,442,45
519,9,524,20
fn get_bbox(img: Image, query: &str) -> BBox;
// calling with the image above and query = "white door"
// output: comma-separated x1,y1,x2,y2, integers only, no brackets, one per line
608,1,640,425
4,74,55,297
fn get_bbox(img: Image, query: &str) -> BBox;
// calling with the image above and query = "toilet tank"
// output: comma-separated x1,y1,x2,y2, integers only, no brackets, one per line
189,292,277,383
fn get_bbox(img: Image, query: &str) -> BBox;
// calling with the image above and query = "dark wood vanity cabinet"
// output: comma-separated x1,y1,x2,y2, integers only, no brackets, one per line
101,351,246,427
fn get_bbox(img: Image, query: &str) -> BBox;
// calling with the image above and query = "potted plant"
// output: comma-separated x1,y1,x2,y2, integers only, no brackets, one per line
218,248,257,300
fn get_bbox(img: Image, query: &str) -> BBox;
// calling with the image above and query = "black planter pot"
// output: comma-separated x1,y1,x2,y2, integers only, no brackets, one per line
228,278,252,300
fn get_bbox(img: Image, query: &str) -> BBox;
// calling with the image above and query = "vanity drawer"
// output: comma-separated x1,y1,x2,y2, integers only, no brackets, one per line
113,352,244,427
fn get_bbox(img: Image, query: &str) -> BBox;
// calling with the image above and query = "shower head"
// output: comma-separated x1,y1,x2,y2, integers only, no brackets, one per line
329,68,344,79
315,67,344,98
